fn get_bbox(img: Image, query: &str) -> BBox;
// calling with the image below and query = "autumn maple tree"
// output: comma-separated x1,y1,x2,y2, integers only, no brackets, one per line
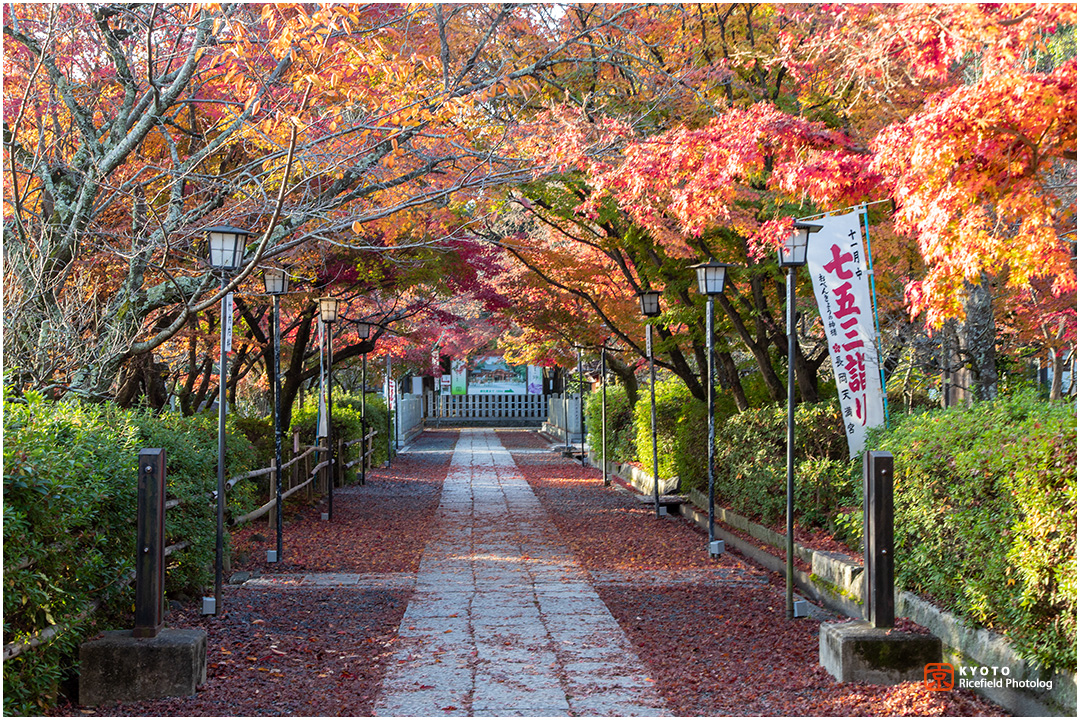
2,3,668,403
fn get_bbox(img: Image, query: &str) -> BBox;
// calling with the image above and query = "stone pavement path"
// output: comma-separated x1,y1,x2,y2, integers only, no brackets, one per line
372,429,669,717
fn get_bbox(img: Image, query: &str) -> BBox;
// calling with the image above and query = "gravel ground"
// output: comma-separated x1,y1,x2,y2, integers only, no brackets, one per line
62,429,1004,717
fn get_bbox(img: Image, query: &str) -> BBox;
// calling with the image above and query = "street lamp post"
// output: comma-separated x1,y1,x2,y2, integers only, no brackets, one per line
355,322,371,484
263,268,289,563
779,221,821,619
638,290,662,518
691,260,732,558
205,225,249,616
600,346,608,487
318,297,340,521
577,346,586,467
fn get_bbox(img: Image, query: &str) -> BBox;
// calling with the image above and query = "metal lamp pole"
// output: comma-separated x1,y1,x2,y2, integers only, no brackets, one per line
779,221,821,618
263,268,288,563
318,297,340,520
638,290,662,517
577,346,586,466
356,322,371,484
691,260,732,557
206,225,250,616
600,346,608,486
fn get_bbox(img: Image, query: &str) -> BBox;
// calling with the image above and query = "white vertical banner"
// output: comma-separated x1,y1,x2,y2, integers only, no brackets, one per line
527,365,543,394
806,210,886,457
223,292,235,355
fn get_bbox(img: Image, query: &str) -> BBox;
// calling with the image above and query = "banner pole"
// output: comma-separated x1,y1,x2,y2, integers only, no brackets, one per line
860,203,890,429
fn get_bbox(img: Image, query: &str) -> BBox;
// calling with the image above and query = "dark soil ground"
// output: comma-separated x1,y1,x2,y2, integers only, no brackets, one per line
61,428,1004,717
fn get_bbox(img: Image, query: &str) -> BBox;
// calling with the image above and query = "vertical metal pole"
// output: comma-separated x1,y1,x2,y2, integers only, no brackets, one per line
860,203,890,428
577,347,586,466
360,352,367,485
135,448,166,637
326,325,334,521
563,375,570,455
601,347,608,486
318,319,326,492
786,267,797,620
649,325,659,517
386,354,392,466
273,294,283,561
864,451,895,628
706,294,716,546
215,279,228,615
394,359,400,452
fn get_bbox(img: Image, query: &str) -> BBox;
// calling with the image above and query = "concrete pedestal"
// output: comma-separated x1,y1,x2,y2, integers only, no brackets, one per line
79,628,207,706
820,621,941,686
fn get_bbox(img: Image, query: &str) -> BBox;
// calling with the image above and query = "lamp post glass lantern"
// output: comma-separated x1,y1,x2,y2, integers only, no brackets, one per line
206,224,249,616
779,221,822,267
319,296,340,324
691,259,731,557
691,259,730,296
638,290,661,318
206,225,249,271
263,269,288,563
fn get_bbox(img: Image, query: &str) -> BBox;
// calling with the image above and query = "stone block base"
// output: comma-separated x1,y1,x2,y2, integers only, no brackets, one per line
820,621,941,685
79,628,207,706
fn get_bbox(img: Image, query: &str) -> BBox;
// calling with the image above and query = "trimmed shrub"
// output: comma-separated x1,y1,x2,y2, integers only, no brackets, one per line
710,399,853,529
869,392,1076,671
2,391,259,715
128,409,258,595
631,377,740,493
3,391,139,715
290,392,393,476
584,382,636,466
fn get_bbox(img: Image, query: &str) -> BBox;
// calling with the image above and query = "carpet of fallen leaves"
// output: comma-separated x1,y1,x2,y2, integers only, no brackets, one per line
506,438,1006,718
60,431,456,717
62,429,1005,717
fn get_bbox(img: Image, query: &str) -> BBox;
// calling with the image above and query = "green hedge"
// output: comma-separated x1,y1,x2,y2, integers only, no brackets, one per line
289,392,394,474
868,392,1076,671
584,382,636,466
2,390,259,715
710,399,854,529
630,377,742,493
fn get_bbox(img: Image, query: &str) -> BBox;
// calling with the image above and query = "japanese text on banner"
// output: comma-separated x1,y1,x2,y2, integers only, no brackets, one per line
805,210,885,457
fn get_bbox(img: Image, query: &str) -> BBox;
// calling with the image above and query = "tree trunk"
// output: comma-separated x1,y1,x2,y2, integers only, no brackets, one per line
605,353,640,407
961,273,997,403
716,350,749,411
1050,349,1064,401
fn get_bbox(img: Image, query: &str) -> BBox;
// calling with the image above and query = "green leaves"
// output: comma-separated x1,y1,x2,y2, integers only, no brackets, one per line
872,391,1077,671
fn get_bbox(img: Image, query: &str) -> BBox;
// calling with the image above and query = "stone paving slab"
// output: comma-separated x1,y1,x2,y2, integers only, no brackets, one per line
241,572,415,590
373,429,670,717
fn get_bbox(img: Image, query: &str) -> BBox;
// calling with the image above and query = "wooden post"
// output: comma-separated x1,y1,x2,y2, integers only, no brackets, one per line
268,459,277,531
291,431,300,496
864,451,895,629
134,448,166,638
337,437,345,487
